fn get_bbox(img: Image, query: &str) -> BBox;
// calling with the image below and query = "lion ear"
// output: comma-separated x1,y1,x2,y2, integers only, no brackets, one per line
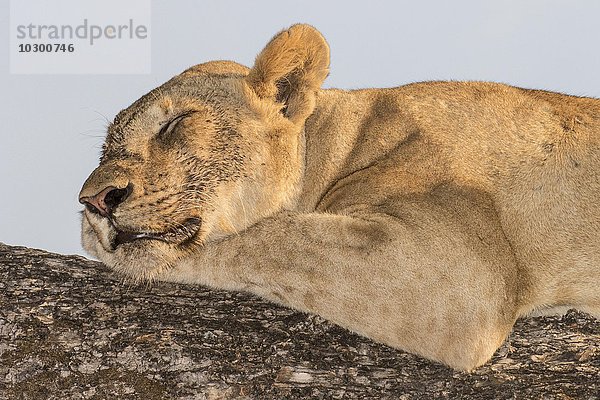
246,24,330,123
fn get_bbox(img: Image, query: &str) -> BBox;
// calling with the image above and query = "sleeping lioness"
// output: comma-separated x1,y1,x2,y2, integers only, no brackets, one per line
79,24,600,371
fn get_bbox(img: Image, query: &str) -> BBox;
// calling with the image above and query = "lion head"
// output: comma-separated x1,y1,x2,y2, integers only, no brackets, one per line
79,24,329,280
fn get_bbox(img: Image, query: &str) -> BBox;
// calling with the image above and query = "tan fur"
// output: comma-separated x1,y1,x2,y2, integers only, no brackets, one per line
79,24,600,371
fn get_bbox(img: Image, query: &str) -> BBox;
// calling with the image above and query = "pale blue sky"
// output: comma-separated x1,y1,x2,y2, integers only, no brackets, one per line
1,0,599,255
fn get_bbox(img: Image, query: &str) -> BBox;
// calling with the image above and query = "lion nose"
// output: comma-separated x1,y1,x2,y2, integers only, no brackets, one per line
79,184,132,217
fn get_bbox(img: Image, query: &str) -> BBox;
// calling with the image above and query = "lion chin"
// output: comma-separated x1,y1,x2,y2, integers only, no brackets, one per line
81,210,187,282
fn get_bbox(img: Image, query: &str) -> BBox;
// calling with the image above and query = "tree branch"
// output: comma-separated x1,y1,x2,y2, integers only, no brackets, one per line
1,243,598,399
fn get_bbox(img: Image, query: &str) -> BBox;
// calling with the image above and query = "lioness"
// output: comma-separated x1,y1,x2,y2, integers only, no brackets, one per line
79,24,600,371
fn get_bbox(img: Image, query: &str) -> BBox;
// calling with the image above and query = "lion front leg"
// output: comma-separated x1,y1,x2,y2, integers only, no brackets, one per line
161,209,520,371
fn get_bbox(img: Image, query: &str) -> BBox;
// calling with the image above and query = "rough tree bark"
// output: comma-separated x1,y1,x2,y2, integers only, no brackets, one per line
0,243,598,399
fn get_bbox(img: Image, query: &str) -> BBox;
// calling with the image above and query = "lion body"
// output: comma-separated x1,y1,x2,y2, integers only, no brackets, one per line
80,25,600,370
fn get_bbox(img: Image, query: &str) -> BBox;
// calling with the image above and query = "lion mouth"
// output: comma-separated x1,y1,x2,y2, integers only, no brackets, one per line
111,217,202,249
